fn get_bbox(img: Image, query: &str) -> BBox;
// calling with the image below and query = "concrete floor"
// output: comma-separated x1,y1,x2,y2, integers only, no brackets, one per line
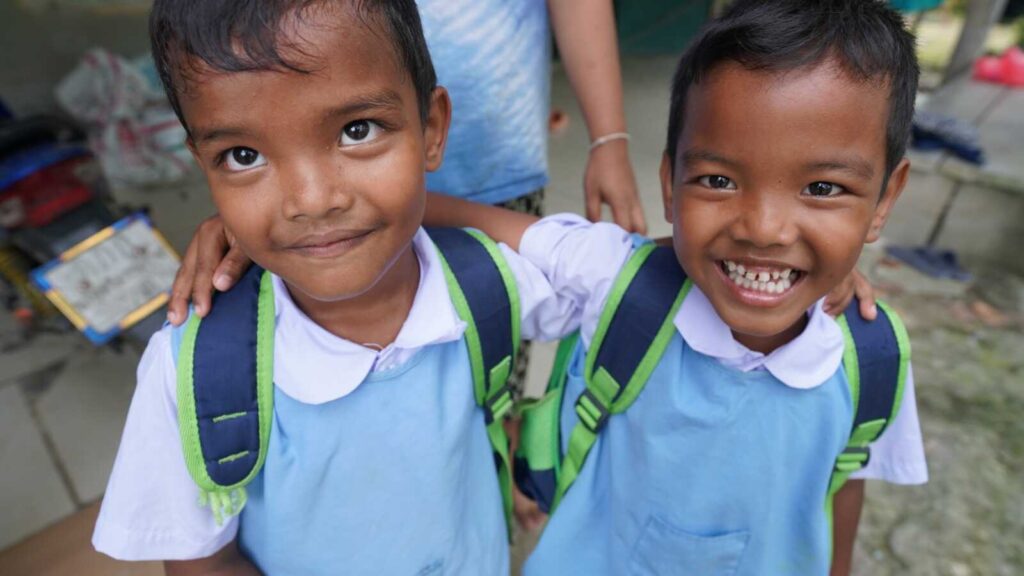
1,56,1022,574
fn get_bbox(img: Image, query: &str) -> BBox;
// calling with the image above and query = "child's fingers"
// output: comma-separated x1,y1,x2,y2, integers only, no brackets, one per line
167,238,199,326
213,244,252,293
853,271,878,321
191,217,231,317
823,274,855,318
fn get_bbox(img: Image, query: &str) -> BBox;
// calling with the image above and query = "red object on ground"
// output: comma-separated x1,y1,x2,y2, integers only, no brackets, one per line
0,155,95,228
1001,46,1024,87
973,46,1024,87
974,54,1004,82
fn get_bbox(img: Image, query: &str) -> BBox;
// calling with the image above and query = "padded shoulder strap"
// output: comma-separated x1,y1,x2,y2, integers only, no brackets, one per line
827,298,910,513
834,298,911,471
427,227,520,534
428,227,520,419
553,244,690,511
176,265,275,524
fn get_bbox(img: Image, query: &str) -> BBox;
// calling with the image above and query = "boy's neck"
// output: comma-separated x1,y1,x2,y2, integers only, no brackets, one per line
731,313,809,355
284,244,420,349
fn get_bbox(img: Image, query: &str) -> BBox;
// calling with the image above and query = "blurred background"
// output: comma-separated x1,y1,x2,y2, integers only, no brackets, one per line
0,1,1021,575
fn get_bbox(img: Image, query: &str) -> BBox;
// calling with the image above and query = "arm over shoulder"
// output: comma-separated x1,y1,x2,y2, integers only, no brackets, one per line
92,327,238,561
851,364,928,485
515,214,635,346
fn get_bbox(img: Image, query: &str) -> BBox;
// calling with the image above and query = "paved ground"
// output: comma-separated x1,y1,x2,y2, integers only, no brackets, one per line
1,56,1022,574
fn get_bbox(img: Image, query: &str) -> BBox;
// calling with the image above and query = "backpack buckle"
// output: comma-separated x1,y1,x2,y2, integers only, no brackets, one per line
484,383,514,424
575,389,610,433
834,446,871,473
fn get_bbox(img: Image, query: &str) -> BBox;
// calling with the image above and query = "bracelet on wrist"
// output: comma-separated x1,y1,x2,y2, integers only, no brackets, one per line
589,132,630,152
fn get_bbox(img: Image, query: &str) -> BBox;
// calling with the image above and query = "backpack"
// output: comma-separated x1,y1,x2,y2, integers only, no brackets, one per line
171,227,520,532
514,243,910,542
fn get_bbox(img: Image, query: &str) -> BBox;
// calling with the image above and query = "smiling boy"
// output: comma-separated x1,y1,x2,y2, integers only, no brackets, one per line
91,1,585,574
425,1,928,574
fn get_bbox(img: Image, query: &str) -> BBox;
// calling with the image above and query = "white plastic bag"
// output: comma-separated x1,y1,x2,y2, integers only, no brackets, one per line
55,48,193,186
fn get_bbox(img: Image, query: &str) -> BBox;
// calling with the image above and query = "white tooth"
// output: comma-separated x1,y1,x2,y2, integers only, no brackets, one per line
727,261,737,272
767,281,778,293
758,271,770,282
733,274,744,285
743,278,752,289
782,269,792,280
771,270,780,280
759,281,768,291
737,265,746,276
782,279,791,290
745,271,757,281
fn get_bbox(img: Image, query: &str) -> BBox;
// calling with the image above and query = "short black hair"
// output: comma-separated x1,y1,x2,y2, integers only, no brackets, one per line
666,0,919,178
149,0,437,134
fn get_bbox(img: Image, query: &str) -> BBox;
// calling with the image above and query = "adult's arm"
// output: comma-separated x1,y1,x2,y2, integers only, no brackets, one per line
548,0,646,233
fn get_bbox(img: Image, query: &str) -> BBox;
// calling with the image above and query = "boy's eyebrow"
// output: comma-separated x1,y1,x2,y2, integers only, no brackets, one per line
191,126,255,146
324,89,404,120
680,148,742,170
189,89,406,146
803,158,875,180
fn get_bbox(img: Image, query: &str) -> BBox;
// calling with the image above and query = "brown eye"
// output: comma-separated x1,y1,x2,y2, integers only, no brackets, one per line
805,182,843,197
697,175,736,190
223,147,266,171
344,120,370,141
340,120,381,145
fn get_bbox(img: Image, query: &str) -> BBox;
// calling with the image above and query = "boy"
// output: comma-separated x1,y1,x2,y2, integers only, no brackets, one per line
159,1,921,573
93,1,581,573
425,0,928,574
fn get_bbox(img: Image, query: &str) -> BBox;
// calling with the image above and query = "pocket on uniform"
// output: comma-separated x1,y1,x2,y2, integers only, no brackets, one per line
629,515,749,576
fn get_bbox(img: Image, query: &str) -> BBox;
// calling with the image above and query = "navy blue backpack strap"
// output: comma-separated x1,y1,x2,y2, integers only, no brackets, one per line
427,227,520,534
176,264,275,524
551,243,691,512
826,298,911,530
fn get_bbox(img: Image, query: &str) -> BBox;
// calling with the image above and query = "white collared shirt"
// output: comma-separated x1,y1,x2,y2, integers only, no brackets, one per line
519,213,928,484
94,227,577,560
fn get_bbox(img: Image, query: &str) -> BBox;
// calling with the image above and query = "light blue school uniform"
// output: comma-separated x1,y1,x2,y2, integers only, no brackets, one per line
525,335,853,575
235,338,508,575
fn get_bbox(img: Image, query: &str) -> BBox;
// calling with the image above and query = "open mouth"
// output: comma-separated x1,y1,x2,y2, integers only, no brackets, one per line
718,260,805,296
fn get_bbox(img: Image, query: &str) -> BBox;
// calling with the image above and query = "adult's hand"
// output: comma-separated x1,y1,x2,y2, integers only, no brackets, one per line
584,140,646,234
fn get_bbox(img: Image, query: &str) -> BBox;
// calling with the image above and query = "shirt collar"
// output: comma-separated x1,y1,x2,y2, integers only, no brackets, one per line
270,228,466,404
675,284,844,389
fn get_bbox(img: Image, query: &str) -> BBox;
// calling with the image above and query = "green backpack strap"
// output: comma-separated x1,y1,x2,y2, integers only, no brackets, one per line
552,243,691,512
514,332,579,513
174,265,276,525
428,227,520,535
826,299,911,538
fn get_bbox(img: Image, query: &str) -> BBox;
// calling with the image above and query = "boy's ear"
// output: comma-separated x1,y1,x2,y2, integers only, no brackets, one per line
866,157,910,243
424,87,452,172
659,152,675,224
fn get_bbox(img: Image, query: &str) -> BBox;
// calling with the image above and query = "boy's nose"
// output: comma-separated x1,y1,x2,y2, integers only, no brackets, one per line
730,194,797,248
280,159,354,220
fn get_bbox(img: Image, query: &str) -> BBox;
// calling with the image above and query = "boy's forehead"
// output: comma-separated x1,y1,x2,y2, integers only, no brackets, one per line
174,2,406,101
176,8,411,128
681,60,890,171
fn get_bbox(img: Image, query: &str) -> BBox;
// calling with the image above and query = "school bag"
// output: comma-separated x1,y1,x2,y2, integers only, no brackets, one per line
514,242,910,539
171,227,519,531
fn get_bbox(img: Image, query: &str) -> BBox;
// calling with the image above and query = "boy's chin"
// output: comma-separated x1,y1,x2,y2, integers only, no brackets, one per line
715,306,811,349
